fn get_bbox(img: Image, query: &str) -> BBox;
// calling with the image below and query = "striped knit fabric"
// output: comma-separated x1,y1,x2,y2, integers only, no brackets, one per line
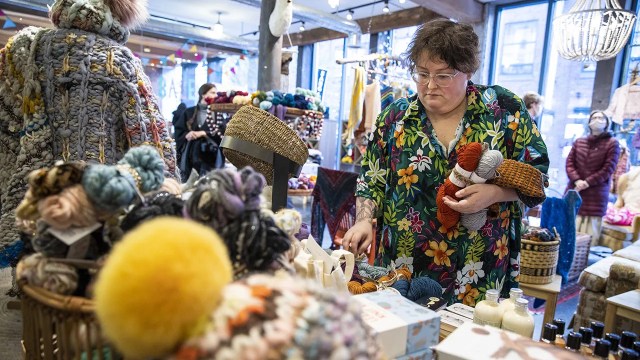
380,84,395,111
0,0,178,265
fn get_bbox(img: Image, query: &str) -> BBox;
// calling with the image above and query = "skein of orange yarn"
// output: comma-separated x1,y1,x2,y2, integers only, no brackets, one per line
436,143,484,232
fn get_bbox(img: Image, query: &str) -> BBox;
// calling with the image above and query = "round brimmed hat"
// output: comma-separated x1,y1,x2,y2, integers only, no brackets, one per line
222,105,308,184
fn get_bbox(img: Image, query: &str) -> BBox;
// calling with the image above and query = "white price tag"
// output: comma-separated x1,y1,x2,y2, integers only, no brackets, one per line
48,223,101,246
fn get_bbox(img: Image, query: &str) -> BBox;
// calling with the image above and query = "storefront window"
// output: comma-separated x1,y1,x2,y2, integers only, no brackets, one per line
541,0,598,192
491,2,548,98
314,38,347,120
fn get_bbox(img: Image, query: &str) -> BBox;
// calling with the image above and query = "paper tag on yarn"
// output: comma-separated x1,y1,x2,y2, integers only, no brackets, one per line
48,223,101,246
66,236,91,259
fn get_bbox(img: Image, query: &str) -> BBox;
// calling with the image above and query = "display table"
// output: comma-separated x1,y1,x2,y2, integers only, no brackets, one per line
287,189,313,207
519,275,562,328
604,289,640,333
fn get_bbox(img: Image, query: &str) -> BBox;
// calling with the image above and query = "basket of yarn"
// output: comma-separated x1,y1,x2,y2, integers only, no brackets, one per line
519,227,561,285
17,256,121,360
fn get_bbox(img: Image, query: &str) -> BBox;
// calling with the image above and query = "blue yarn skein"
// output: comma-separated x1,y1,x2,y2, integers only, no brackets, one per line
83,166,137,212
118,145,165,193
407,277,442,301
83,146,165,212
392,279,410,297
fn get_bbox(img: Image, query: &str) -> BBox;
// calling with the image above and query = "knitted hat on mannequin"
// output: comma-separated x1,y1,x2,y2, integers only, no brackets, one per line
50,0,148,43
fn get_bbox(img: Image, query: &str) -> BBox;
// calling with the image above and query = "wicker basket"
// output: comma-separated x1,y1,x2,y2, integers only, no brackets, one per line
519,230,560,285
19,259,120,360
567,232,592,282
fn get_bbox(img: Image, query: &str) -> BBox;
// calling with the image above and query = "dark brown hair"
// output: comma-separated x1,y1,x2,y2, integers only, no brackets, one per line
188,83,217,129
404,19,480,74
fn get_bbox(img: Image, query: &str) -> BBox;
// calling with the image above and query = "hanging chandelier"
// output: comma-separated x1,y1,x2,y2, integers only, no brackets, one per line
553,0,637,61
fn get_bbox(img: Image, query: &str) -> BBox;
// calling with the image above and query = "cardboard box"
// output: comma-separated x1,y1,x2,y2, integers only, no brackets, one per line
353,290,440,358
435,323,586,360
395,348,433,360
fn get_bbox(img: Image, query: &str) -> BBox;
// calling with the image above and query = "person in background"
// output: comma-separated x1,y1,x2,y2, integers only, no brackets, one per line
174,83,226,182
342,19,549,306
523,91,543,126
171,102,187,163
566,110,620,242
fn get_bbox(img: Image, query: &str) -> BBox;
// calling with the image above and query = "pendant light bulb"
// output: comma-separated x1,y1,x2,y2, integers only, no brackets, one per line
346,10,353,20
213,12,223,36
299,22,305,31
383,1,390,13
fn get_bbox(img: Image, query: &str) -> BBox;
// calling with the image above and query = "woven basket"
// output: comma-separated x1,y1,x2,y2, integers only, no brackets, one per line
568,233,592,282
20,283,119,360
519,231,560,285
491,159,546,198
223,105,308,184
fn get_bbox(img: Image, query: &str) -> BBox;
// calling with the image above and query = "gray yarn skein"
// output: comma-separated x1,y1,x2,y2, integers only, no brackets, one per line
461,150,504,231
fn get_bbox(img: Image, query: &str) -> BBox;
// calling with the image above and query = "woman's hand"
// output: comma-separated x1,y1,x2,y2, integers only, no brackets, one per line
342,221,374,256
574,180,589,192
443,184,518,214
185,131,207,141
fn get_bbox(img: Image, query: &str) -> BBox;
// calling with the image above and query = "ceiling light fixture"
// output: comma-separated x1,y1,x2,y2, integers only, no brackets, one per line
143,47,151,53
554,0,636,61
399,0,406,3
346,10,354,20
383,1,390,13
212,12,224,37
328,0,339,9
299,22,306,31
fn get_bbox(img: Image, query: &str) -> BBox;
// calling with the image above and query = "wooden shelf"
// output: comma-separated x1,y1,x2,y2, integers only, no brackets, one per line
287,189,313,197
209,103,323,119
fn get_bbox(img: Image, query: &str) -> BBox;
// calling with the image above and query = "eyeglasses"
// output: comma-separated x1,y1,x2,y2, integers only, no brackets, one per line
410,70,460,87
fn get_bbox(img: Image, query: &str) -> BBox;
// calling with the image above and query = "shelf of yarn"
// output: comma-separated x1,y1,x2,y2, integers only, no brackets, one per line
209,104,324,149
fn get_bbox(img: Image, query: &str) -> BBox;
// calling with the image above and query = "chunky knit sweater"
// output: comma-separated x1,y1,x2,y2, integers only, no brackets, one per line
0,0,178,264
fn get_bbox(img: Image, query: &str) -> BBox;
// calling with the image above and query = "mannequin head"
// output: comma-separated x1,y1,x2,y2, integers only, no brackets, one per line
588,110,610,136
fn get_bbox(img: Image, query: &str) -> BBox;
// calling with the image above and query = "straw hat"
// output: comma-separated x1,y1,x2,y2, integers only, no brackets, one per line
222,105,308,184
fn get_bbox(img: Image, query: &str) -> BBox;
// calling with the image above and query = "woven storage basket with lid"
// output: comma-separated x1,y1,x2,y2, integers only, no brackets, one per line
519,228,561,285
222,105,308,184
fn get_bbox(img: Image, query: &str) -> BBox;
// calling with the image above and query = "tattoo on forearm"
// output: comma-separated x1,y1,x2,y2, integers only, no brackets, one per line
356,197,377,223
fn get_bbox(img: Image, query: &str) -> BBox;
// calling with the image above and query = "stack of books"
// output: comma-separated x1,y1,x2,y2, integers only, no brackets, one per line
437,303,475,340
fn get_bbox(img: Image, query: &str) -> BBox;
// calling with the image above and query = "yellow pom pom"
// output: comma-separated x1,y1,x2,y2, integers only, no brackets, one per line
94,217,232,359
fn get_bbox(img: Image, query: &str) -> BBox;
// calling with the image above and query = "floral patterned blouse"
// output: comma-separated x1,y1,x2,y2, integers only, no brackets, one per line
355,83,549,306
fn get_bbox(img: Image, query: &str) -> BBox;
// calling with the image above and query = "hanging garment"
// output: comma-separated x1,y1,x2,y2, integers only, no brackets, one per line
606,84,640,125
363,82,381,131
311,167,359,249
611,147,630,194
540,190,582,284
343,67,365,143
380,84,394,111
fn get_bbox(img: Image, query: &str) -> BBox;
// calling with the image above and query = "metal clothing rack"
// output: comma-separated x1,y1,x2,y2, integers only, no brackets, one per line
335,53,401,65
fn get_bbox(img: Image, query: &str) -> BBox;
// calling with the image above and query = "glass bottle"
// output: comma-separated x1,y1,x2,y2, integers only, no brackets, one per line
592,321,606,347
501,298,534,338
473,289,502,328
553,318,567,349
593,339,612,360
621,349,639,360
579,327,594,356
566,331,583,353
606,333,622,360
541,323,557,345
620,332,639,356
498,288,524,315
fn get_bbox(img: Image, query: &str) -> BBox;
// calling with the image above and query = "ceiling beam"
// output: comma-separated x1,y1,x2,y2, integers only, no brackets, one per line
411,0,484,23
283,7,440,47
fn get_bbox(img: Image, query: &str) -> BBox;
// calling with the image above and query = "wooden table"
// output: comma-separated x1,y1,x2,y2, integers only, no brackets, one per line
604,289,640,333
519,275,562,327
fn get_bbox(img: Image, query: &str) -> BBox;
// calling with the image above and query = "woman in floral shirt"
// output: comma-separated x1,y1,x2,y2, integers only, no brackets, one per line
342,19,549,306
